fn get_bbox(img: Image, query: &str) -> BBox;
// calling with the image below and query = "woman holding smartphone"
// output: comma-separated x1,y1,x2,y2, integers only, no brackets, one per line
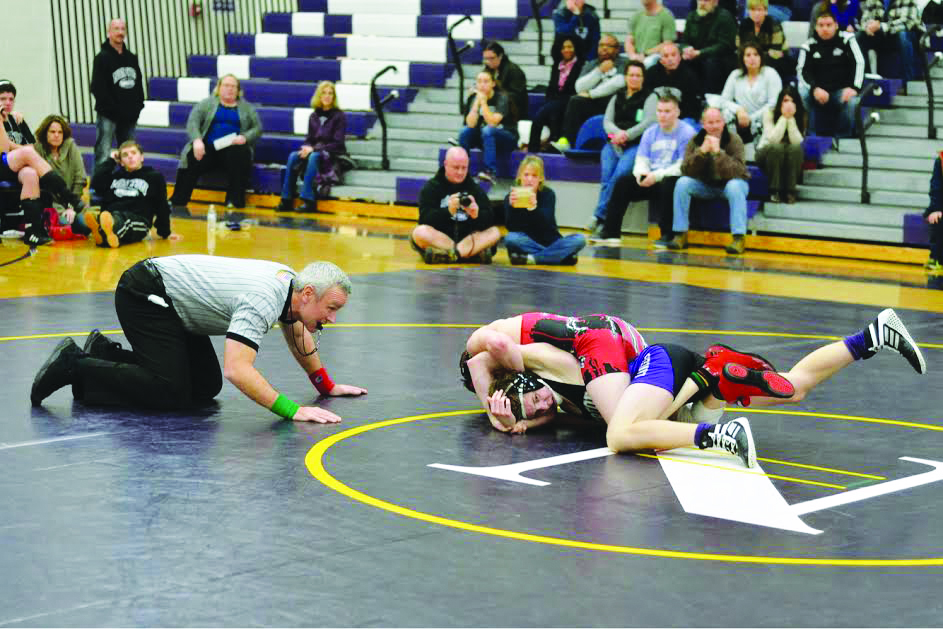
504,155,586,265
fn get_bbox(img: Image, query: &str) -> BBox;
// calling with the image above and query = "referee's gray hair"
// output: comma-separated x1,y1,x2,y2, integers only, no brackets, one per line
294,261,352,297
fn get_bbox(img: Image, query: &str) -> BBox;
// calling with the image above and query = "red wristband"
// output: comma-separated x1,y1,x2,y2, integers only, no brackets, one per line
309,368,335,395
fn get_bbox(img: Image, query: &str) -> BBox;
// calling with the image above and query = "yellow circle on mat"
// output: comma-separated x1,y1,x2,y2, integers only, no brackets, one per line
305,409,943,566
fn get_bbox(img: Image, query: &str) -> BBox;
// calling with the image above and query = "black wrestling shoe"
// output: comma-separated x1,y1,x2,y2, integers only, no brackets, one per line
715,417,757,468
866,308,927,375
31,338,83,406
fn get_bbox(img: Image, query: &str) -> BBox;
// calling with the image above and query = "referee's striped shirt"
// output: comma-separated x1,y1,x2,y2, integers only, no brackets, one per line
150,255,296,351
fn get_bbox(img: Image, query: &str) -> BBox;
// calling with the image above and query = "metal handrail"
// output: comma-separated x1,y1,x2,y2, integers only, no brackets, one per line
369,65,399,171
922,27,943,139
602,0,610,18
855,78,883,204
530,0,551,65
447,16,475,116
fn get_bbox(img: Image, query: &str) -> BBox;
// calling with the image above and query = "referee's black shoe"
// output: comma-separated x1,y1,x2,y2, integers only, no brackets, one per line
82,329,118,359
31,338,83,406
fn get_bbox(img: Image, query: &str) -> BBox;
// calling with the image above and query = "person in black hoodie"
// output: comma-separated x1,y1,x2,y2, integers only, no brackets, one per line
410,147,500,264
85,141,178,248
527,35,585,152
797,9,864,137
90,19,145,166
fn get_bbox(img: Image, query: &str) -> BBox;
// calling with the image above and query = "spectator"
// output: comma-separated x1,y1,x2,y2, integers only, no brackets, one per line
85,140,179,248
0,120,85,246
550,33,628,152
645,41,705,122
755,85,806,204
458,70,518,183
33,114,89,233
807,0,861,37
276,81,347,213
553,0,602,60
170,74,262,209
482,41,528,120
924,152,943,272
679,0,739,95
669,106,751,254
718,42,782,143
856,0,923,86
411,147,500,264
90,18,144,166
0,81,34,149
737,0,792,79
527,35,585,152
797,9,864,137
592,92,697,245
504,155,586,265
589,61,657,235
625,0,678,68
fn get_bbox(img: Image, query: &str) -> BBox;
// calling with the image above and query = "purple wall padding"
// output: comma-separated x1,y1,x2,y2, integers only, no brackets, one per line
396,177,427,204
903,213,931,246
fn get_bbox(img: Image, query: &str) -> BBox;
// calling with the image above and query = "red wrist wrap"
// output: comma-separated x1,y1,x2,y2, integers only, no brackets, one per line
310,368,335,395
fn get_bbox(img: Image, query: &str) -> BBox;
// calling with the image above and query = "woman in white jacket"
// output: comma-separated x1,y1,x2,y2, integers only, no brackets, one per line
755,85,806,203
718,43,782,143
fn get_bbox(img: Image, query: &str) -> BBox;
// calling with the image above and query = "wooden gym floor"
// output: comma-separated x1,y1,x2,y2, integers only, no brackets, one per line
1,203,942,627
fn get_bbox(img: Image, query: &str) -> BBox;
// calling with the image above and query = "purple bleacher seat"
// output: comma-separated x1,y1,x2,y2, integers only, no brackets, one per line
527,92,546,117
396,177,428,205
262,13,352,35
801,135,834,163
564,114,607,158
137,101,375,137
903,213,932,246
417,16,521,40
297,0,327,10
226,33,349,59
251,58,342,82
439,147,603,182
408,63,450,87
148,78,179,101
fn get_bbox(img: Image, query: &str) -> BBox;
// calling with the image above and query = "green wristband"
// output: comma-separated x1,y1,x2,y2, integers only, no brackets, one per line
271,393,300,420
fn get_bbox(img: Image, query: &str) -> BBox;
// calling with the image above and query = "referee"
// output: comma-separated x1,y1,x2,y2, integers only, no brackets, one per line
30,255,367,422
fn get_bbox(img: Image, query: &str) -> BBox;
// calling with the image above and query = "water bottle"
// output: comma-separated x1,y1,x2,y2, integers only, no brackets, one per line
206,204,217,254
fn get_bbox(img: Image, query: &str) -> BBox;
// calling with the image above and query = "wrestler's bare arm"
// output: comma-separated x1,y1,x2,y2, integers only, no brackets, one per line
519,343,582,384
465,316,524,355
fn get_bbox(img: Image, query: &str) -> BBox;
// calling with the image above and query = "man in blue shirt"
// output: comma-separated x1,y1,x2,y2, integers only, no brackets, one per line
591,92,696,244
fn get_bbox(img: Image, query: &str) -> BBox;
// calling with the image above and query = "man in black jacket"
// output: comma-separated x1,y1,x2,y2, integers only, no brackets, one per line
679,0,738,94
644,42,704,122
85,141,178,248
410,147,500,264
797,9,865,137
90,18,145,166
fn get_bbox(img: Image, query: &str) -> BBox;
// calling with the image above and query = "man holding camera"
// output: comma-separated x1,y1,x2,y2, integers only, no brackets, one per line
411,147,500,264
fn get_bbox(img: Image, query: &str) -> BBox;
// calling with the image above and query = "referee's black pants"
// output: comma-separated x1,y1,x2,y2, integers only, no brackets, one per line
75,260,223,409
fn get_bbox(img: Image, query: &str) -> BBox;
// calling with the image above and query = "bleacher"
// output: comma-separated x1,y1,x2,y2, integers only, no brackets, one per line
65,0,940,261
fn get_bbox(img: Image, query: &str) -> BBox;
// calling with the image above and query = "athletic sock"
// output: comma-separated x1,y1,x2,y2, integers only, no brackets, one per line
695,422,717,449
843,329,875,361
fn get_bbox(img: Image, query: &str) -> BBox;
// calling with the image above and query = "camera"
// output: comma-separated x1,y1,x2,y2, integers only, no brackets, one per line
458,192,473,208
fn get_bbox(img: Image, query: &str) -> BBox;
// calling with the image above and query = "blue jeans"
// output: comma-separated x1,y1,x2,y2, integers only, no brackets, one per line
505,232,586,264
673,176,749,235
594,143,639,221
281,150,320,201
458,125,518,174
800,86,860,138
94,115,136,166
